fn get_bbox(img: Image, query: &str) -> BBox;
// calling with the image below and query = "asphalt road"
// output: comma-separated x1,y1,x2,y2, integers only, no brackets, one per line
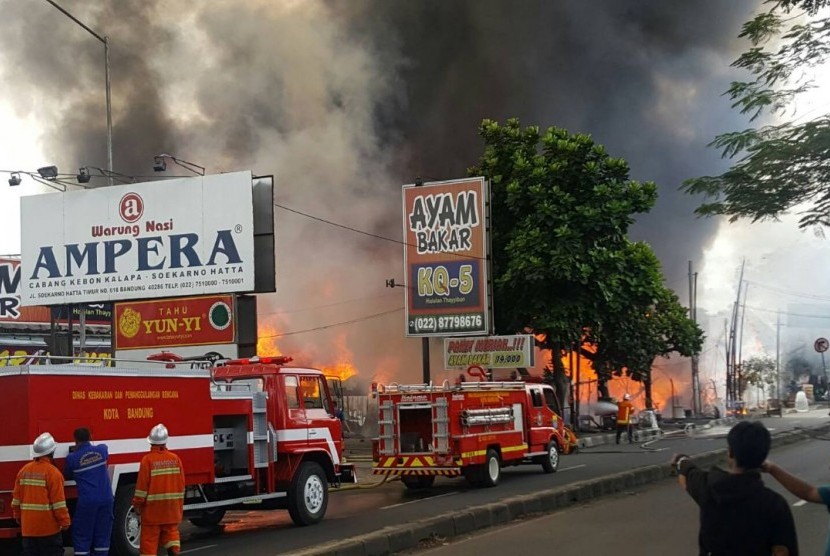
410,435,830,556
168,411,828,555
1,410,826,555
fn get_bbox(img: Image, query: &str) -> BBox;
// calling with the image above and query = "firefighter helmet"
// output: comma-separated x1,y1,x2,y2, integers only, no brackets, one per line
147,423,169,445
32,432,57,457
623,393,631,401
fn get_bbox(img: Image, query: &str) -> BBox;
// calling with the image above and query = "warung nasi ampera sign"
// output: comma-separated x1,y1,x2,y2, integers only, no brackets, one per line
20,171,255,305
402,177,490,337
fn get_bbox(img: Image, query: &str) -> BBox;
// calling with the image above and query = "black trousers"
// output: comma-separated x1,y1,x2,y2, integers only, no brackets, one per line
21,532,64,556
616,423,633,443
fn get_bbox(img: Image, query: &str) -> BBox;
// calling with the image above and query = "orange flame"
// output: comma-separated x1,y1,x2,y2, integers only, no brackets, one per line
319,332,358,382
558,344,681,412
257,322,283,357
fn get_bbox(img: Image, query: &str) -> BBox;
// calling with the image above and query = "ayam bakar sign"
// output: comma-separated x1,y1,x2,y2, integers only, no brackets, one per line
115,295,235,350
402,177,489,337
20,171,255,305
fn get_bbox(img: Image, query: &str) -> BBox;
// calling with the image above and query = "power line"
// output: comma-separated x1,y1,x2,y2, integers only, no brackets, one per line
258,307,404,339
746,280,830,302
273,203,488,261
745,305,830,320
258,292,401,316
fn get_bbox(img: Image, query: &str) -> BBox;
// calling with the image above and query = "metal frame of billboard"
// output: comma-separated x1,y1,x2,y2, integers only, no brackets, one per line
401,177,491,337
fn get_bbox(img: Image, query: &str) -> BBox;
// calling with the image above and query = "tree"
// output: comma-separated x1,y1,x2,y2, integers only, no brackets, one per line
683,0,830,229
470,118,703,409
740,355,777,401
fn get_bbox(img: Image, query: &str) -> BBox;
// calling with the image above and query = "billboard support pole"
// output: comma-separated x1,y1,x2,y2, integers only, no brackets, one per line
422,337,431,385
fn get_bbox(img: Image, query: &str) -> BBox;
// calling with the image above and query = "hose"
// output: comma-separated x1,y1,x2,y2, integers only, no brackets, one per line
334,472,399,491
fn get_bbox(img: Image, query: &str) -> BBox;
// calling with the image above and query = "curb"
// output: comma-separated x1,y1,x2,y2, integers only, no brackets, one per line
292,421,830,556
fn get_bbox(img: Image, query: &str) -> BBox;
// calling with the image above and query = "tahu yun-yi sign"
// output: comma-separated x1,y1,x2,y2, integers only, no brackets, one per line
402,177,490,337
20,171,255,305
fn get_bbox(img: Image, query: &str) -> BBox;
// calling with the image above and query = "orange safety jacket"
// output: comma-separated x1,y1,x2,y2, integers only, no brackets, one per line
132,446,185,525
11,459,71,537
617,400,634,425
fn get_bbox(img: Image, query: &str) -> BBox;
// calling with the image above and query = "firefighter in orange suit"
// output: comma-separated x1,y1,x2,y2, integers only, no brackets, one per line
616,393,635,444
132,424,186,556
12,432,71,556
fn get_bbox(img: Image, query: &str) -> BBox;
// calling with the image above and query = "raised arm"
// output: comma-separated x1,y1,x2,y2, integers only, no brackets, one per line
763,461,822,503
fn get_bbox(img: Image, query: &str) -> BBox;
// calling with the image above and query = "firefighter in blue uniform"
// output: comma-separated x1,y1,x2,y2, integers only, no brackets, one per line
65,427,114,556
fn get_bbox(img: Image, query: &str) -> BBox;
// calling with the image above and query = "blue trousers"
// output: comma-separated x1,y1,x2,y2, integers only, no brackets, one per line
73,500,114,556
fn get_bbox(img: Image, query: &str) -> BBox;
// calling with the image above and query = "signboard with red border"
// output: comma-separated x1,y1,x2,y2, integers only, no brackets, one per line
115,295,235,350
402,178,490,337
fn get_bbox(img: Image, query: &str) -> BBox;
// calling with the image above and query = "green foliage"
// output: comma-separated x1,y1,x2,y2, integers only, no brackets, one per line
683,0,830,229
740,355,777,394
471,119,703,393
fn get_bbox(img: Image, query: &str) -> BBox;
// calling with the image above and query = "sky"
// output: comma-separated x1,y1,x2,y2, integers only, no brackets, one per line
1,1,829,403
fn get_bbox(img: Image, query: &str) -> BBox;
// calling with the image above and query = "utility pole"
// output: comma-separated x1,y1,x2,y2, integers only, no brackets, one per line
689,260,700,415
726,259,746,412
775,312,781,402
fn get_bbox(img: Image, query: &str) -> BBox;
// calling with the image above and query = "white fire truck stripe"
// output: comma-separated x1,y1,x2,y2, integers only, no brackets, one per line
275,428,340,466
0,434,214,463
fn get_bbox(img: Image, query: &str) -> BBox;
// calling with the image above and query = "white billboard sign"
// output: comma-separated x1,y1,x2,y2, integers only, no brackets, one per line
21,171,255,305
444,334,535,369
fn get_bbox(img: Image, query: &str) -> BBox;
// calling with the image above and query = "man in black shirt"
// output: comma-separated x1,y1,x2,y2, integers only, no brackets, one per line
671,421,798,556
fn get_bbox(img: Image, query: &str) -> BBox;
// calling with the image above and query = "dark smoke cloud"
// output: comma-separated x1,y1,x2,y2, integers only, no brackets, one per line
0,1,758,384
335,0,755,287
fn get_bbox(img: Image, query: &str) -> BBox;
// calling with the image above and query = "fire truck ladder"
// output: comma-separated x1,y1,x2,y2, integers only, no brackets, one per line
433,397,449,454
378,399,395,456
252,391,270,468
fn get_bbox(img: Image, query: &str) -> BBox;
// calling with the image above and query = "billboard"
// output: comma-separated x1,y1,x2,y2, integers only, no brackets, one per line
402,178,489,336
115,295,235,350
444,334,535,368
20,171,255,305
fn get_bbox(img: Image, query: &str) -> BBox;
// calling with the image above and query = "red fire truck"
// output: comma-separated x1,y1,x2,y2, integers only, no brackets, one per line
0,354,355,555
372,372,575,489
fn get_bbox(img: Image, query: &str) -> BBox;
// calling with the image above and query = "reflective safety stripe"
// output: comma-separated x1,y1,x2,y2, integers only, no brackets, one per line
164,541,181,548
150,467,181,476
75,552,90,555
146,492,184,501
19,479,46,487
52,501,66,510
133,490,148,498
19,503,54,511
11,499,20,506
74,460,107,473
93,548,110,552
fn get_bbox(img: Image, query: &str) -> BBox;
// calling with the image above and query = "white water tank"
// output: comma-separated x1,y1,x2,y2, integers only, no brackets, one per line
794,391,809,413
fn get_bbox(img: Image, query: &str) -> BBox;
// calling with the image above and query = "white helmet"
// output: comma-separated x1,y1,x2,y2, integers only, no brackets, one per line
32,432,57,458
147,423,169,445
623,393,631,401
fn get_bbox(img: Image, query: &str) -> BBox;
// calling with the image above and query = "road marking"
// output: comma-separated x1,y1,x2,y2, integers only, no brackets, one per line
382,491,457,509
558,464,587,472
793,500,808,507
181,545,218,554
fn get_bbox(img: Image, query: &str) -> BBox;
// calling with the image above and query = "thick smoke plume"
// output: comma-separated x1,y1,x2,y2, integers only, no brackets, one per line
0,1,756,390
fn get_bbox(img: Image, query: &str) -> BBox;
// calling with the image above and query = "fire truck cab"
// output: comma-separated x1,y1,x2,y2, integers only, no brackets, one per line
372,377,574,489
0,354,355,556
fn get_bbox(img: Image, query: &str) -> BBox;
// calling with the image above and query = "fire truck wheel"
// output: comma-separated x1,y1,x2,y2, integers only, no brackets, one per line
480,449,501,488
189,508,227,528
401,475,436,490
113,484,141,556
288,461,329,526
541,441,560,473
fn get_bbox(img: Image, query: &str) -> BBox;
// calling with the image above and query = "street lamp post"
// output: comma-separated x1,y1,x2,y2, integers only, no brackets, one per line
45,0,112,187
46,0,113,358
